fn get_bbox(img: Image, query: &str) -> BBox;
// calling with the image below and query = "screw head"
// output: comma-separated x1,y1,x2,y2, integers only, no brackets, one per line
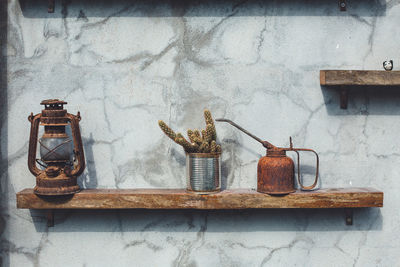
383,60,393,71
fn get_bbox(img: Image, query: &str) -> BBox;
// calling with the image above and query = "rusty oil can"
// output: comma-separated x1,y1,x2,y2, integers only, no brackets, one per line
216,119,319,195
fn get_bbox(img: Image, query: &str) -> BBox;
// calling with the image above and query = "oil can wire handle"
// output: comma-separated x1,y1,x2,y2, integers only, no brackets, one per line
292,148,319,191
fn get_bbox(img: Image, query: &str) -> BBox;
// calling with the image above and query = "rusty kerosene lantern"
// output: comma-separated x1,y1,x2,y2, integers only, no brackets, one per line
28,99,85,196
216,119,319,195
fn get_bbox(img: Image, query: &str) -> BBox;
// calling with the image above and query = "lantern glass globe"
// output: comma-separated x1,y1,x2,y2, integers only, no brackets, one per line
39,136,73,163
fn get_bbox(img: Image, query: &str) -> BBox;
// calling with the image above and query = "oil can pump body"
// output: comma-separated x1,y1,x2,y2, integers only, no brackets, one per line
216,119,319,195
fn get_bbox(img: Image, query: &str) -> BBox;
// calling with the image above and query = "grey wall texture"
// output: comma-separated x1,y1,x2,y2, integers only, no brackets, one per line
1,0,399,266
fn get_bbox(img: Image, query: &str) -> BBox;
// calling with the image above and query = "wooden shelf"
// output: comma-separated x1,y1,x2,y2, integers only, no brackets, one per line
320,70,400,86
17,187,383,226
44,0,349,13
17,187,383,209
320,70,400,109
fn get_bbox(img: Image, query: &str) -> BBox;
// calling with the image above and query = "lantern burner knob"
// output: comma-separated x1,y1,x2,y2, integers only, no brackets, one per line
45,166,61,177
40,99,67,110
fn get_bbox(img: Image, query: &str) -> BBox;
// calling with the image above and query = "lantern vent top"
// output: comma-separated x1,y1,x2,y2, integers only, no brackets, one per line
40,99,67,110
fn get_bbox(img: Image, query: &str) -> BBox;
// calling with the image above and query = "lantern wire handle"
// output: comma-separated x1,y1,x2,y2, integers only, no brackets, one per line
35,159,47,168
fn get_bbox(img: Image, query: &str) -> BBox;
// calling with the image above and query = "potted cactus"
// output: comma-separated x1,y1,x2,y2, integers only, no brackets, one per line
158,109,221,193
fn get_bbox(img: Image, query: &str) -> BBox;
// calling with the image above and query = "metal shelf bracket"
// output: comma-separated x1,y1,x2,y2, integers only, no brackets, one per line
339,0,347,11
345,208,353,225
48,0,55,13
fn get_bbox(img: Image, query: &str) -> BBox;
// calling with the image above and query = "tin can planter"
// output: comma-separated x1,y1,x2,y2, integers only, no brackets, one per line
186,153,221,194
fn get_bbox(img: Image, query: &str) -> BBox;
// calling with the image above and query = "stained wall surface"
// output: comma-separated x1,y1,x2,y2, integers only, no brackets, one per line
1,0,399,266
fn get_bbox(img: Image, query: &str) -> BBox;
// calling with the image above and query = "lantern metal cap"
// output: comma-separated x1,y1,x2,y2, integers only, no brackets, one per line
41,99,67,105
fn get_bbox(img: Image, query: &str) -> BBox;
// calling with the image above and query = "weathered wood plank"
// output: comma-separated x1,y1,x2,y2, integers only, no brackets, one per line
320,70,400,86
16,188,383,210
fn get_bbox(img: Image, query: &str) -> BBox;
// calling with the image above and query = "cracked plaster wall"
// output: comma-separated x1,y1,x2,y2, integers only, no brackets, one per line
1,0,400,266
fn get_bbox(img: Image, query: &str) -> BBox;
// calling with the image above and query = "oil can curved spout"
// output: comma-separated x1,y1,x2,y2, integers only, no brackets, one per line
215,118,276,149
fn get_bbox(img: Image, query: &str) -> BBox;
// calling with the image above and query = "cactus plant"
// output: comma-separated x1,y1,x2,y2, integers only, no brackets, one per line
158,109,221,154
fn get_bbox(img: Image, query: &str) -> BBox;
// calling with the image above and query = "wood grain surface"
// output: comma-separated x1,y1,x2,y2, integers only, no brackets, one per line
17,188,383,210
320,70,400,86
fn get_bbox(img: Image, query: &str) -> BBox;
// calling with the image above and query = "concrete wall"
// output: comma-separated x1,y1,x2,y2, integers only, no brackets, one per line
1,0,399,266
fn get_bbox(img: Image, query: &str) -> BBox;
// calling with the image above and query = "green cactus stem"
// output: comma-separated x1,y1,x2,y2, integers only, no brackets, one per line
210,140,217,153
204,109,216,140
158,120,177,141
193,130,203,145
187,129,195,143
216,144,222,153
176,133,194,152
199,141,210,153
201,129,207,140
205,124,214,143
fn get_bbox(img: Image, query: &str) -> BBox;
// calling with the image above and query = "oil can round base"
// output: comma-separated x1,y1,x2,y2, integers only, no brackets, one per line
257,189,296,195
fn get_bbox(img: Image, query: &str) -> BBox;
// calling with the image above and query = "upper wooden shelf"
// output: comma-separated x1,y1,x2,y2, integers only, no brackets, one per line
17,187,383,226
320,70,400,109
320,70,400,86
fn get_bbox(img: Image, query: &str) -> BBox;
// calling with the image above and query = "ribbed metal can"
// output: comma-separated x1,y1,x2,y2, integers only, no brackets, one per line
186,153,221,193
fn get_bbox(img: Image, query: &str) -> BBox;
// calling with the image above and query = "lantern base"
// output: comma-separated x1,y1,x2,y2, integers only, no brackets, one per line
34,173,80,196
